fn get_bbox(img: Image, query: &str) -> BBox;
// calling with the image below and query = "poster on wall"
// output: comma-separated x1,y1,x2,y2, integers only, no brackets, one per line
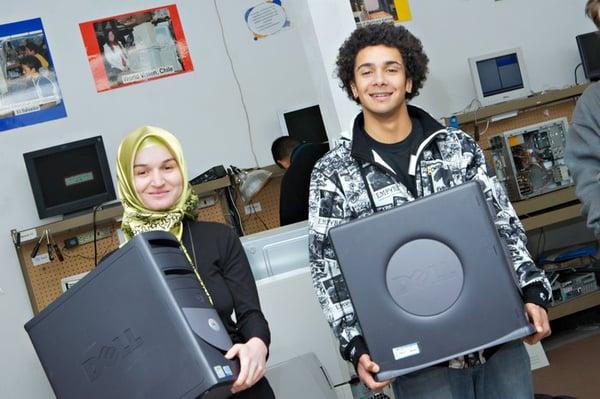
245,0,290,40
0,18,67,132
350,0,413,27
79,4,193,92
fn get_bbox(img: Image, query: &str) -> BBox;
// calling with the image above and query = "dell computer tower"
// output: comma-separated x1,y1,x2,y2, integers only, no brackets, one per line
25,231,238,399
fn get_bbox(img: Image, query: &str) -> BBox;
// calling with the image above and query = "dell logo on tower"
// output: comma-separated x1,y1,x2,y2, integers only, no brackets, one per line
208,318,221,332
81,328,143,382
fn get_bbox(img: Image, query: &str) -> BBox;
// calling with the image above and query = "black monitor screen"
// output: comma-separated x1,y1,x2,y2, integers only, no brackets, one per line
283,105,328,144
24,136,116,218
476,53,524,98
577,31,600,81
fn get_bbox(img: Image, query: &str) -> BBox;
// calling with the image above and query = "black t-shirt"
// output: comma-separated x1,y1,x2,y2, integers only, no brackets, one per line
181,219,270,347
360,117,424,197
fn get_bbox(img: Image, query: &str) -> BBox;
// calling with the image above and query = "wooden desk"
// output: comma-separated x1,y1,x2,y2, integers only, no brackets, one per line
444,84,588,126
12,176,232,314
11,165,285,314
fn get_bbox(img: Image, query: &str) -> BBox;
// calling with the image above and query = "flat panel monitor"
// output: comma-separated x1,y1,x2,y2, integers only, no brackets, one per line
576,31,600,81
23,136,116,219
468,48,531,106
278,104,328,144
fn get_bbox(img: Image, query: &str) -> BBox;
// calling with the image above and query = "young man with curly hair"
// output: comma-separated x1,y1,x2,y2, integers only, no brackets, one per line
308,23,551,398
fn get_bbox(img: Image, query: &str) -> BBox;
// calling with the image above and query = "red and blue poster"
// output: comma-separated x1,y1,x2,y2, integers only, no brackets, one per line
0,18,67,132
79,4,194,92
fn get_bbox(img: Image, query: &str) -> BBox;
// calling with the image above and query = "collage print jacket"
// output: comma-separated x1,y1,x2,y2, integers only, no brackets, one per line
307,105,552,366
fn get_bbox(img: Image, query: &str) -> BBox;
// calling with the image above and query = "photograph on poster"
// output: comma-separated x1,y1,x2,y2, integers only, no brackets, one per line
0,18,66,132
349,0,412,27
79,4,193,92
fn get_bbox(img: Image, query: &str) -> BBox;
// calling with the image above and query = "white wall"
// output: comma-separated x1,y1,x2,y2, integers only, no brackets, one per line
300,0,593,122
0,1,321,397
405,0,592,118
0,0,595,397
291,0,360,136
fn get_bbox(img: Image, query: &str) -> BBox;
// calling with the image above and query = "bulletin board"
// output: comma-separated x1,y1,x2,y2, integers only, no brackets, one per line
16,222,121,313
235,175,283,236
14,188,233,314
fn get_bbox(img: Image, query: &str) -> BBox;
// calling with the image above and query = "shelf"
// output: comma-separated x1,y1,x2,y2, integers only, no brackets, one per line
520,204,582,231
510,187,582,231
191,175,231,196
548,290,600,321
444,84,588,126
512,187,577,216
14,176,233,244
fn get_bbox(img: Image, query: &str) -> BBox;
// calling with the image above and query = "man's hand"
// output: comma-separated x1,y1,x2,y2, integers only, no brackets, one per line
523,303,551,345
356,354,393,391
225,337,268,394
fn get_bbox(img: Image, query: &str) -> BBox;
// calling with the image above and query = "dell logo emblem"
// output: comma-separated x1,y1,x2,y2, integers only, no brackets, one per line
208,318,220,332
81,328,143,382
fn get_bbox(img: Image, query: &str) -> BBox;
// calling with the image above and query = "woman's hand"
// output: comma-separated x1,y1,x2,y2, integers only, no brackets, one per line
225,337,268,394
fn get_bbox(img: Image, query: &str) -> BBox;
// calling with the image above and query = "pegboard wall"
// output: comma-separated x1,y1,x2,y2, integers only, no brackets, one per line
197,191,230,225
235,175,283,236
15,189,232,314
18,222,121,313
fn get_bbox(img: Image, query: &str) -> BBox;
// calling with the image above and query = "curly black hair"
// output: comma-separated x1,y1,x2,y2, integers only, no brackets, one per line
335,23,429,104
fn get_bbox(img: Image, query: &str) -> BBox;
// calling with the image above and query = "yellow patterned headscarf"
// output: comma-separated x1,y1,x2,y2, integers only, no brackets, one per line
116,126,198,243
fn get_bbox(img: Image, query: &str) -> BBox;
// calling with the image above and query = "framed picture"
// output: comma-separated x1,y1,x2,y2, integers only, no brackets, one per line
0,18,66,132
79,4,193,92
349,0,412,27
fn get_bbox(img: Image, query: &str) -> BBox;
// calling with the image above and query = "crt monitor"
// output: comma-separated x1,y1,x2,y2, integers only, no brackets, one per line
468,48,531,106
576,31,600,81
278,104,328,144
23,136,116,219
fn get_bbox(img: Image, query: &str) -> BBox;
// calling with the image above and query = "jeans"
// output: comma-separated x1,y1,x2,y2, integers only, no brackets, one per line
392,340,533,399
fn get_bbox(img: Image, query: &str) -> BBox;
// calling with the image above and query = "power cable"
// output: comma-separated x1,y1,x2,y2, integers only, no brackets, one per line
212,0,260,167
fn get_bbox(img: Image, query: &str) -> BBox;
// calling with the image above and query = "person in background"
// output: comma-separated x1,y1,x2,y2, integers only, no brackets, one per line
565,0,600,239
308,23,551,398
19,55,58,100
102,28,129,78
24,42,49,70
271,136,328,226
116,126,275,398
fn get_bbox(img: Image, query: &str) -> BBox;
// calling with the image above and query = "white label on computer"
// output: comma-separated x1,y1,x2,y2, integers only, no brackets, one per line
213,365,226,379
393,342,420,360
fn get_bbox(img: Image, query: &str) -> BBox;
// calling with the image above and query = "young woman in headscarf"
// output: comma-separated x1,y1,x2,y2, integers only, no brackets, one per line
116,126,274,398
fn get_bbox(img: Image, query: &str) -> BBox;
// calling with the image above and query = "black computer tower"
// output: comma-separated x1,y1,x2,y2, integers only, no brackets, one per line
25,231,238,399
